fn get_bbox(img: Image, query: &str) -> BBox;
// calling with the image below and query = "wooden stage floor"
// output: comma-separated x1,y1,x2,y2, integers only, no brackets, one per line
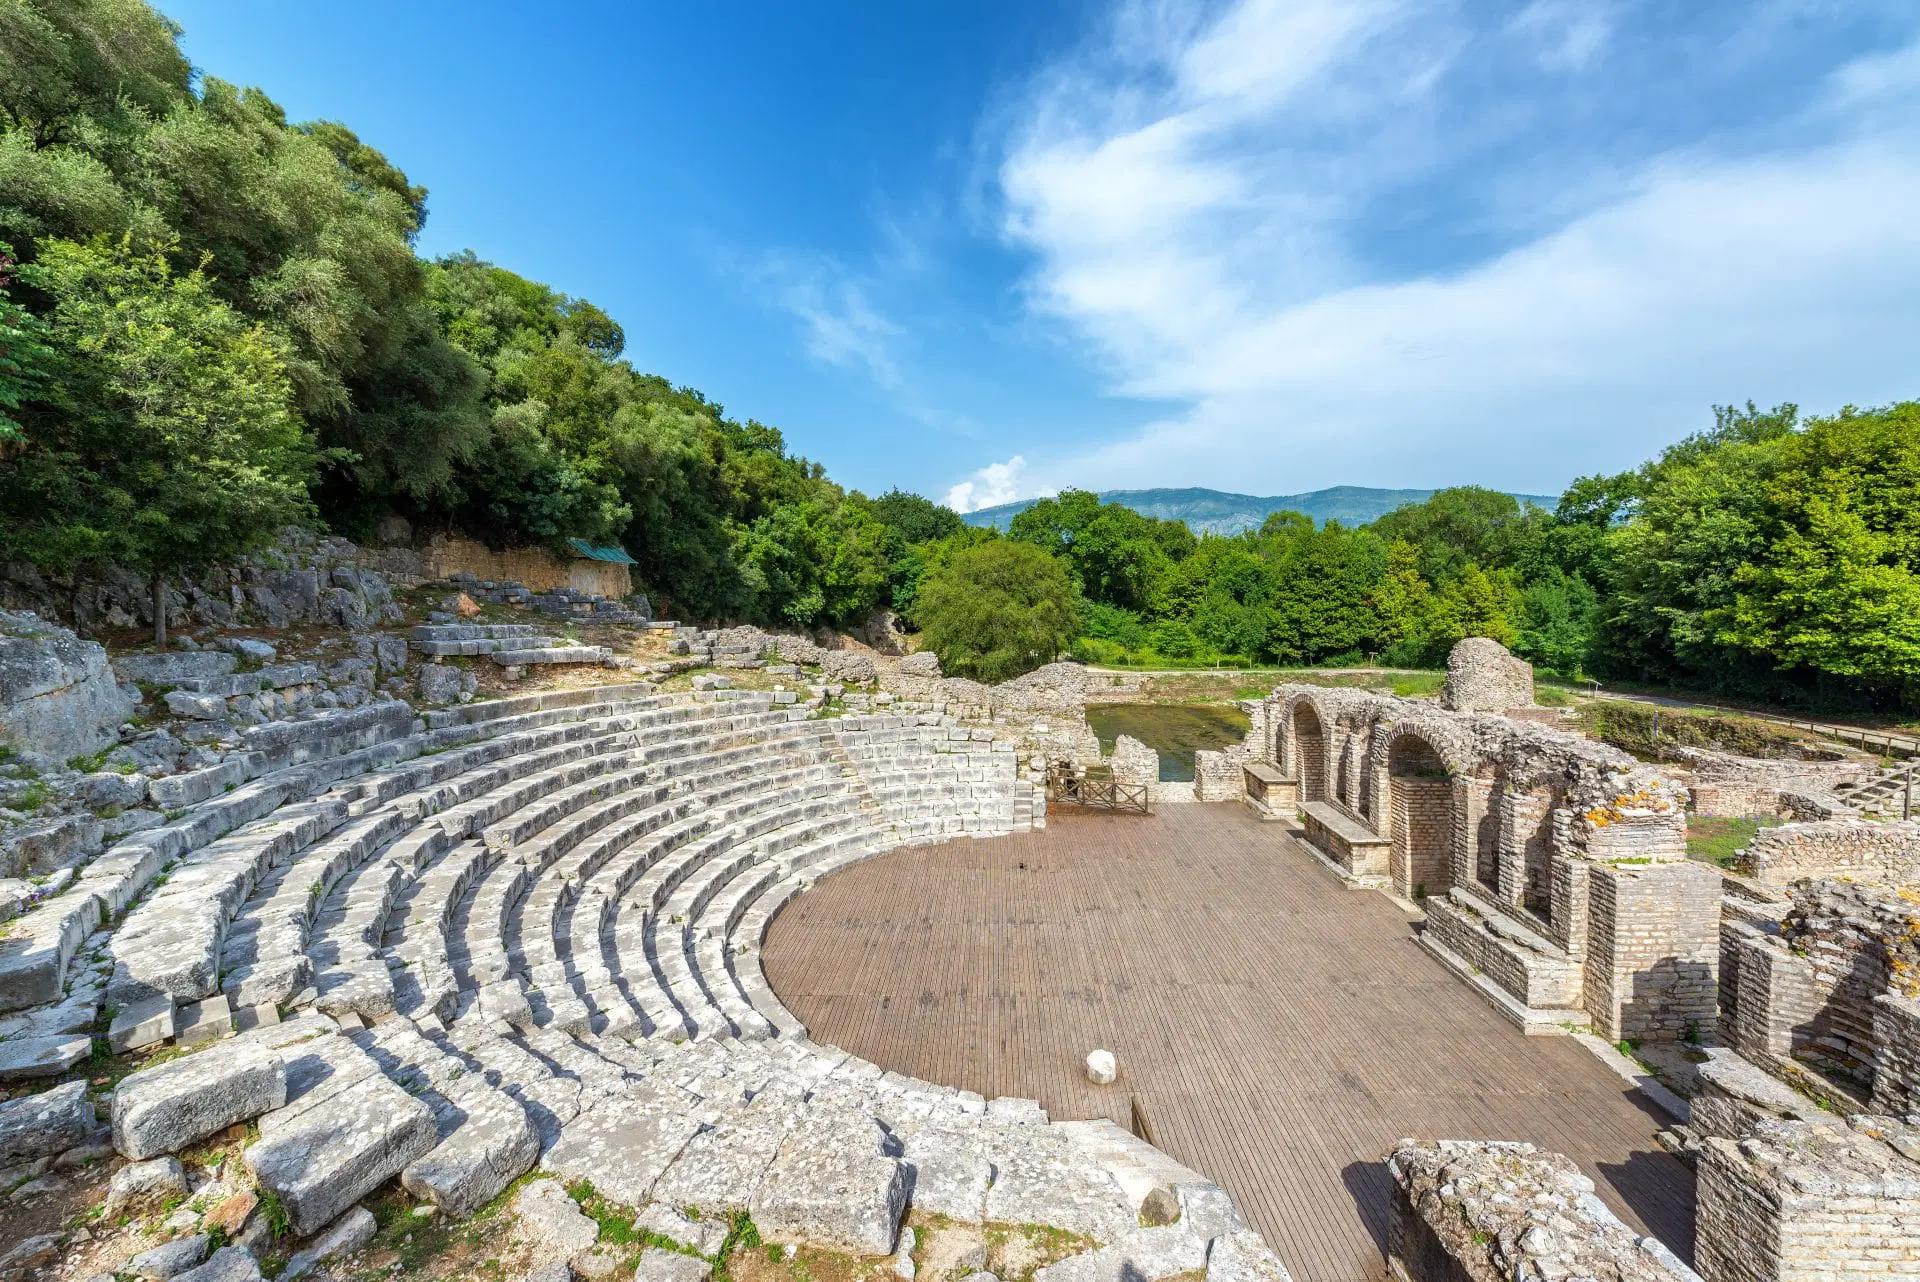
761,804,1695,1282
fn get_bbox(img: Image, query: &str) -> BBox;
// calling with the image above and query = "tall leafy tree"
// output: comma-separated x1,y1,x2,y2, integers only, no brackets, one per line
917,540,1078,682
1,237,315,641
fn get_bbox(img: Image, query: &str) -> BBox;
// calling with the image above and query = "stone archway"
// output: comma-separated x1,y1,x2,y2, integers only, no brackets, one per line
1386,733,1457,901
1290,701,1328,802
1497,782,1559,923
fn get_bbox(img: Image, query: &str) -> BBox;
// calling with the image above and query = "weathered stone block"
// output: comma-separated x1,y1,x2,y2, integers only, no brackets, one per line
245,1072,436,1234
114,1042,287,1159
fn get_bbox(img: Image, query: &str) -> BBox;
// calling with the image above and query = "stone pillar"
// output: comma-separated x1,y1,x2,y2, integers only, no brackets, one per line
1457,777,1494,893
1581,861,1721,1043
1872,993,1920,1118
1728,929,1823,1073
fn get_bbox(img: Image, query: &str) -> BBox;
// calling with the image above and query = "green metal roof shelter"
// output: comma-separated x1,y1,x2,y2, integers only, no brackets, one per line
566,539,637,566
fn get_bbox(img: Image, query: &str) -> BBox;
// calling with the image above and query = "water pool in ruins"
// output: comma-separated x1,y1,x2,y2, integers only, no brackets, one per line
1084,701,1251,781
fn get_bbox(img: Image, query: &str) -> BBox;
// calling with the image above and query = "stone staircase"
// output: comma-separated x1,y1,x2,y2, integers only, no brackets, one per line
409,622,613,668
1832,765,1915,819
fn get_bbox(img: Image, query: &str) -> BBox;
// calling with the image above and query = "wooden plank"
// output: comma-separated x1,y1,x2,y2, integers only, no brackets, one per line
762,805,1696,1282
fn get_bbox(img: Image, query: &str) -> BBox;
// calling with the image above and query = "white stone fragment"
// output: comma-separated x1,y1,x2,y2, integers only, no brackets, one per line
1085,1049,1117,1085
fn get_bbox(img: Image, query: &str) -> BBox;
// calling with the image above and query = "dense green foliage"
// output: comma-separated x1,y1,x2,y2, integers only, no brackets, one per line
914,541,1078,682
0,0,1916,706
0,0,893,630
974,401,1920,709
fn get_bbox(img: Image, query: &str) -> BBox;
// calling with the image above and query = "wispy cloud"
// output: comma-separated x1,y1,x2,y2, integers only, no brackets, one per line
1509,1,1613,73
753,251,903,390
989,1,1920,495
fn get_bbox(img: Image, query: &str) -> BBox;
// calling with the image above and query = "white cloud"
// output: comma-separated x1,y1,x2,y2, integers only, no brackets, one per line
944,455,1031,512
753,252,902,390
993,3,1920,495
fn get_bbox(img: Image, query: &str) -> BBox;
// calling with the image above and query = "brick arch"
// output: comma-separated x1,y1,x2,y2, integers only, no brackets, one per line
1281,694,1332,802
1377,725,1467,901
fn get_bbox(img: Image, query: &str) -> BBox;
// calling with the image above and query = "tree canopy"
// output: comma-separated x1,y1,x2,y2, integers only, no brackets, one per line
1,0,1916,708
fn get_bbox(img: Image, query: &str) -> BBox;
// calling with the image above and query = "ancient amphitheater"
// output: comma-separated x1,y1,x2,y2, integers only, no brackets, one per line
1,602,1918,1282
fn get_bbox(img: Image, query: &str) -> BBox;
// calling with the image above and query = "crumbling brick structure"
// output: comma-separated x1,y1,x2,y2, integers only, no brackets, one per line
1257,683,1715,1042
1723,877,1920,1114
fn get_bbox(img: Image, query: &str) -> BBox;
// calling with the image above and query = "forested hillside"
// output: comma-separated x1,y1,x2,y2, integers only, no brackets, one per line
0,0,909,631
960,402,1920,711
1,1,1916,712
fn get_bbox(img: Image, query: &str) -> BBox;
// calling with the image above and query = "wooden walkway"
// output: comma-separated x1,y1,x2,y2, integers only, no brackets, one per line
762,805,1695,1282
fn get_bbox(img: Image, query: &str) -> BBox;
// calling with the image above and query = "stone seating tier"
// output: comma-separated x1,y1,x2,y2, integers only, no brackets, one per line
60,684,1291,1282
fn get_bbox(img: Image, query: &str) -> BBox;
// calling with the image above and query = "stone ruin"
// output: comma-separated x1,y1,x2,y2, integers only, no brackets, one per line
1252,682,1715,1042
1438,636,1537,715
1388,1140,1695,1282
0,659,1290,1282
1391,860,1920,1282
1733,817,1920,889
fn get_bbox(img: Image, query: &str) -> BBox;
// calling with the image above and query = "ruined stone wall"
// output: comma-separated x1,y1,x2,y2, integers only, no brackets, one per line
1718,894,1789,1035
1437,638,1535,713
1495,786,1554,917
1391,778,1453,900
1264,682,1699,1039
1728,924,1826,1075
1696,1116,1920,1282
1386,1140,1697,1282
1873,993,1920,1117
421,534,630,597
1726,879,1920,1103
1738,819,1920,889
1192,705,1266,802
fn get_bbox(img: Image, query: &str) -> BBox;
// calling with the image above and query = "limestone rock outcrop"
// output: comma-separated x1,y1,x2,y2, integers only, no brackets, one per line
0,608,136,758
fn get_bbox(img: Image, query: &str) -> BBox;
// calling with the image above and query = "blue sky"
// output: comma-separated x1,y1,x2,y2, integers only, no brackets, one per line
163,1,1920,510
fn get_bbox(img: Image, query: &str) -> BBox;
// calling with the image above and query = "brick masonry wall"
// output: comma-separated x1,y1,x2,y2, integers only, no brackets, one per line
422,533,630,597
1425,895,1582,1007
1294,725,1327,801
1697,1118,1920,1282
1719,896,1789,1034
1689,780,1792,820
1583,861,1721,1042
1494,786,1554,918
1392,778,1454,900
1873,993,1920,1116
1730,930,1824,1071
1739,819,1920,889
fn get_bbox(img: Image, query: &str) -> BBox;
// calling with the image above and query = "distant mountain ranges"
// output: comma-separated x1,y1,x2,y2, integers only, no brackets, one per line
960,485,1560,535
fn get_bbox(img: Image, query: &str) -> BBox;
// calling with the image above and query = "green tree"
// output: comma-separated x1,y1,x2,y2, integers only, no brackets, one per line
1373,539,1444,666
1,237,315,642
1710,403,1920,700
1437,564,1518,649
1513,567,1598,675
0,242,53,442
916,540,1078,682
1369,486,1546,584
868,488,963,545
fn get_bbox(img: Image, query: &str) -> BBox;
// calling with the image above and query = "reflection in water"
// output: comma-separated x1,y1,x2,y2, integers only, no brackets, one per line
1085,702,1252,782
